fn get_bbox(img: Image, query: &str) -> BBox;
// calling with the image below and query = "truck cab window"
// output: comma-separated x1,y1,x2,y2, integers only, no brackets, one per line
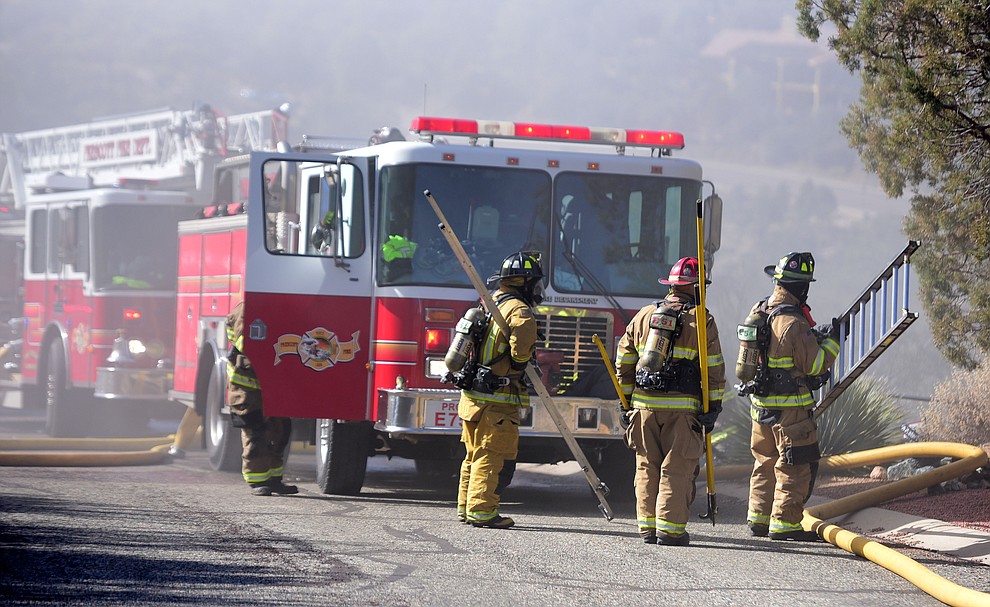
262,160,364,258
552,173,700,298
377,164,550,287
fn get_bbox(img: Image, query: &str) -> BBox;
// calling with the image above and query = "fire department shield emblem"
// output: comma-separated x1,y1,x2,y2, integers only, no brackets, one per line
273,327,360,371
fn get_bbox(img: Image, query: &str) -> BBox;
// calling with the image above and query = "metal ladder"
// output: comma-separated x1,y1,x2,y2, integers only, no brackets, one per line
813,241,920,418
1,107,288,207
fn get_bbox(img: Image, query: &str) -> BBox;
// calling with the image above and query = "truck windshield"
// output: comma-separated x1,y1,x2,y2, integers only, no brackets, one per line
92,205,195,291
378,164,551,286
552,173,702,298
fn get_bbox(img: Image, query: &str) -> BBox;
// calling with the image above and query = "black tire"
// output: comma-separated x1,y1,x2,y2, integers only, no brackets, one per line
596,442,636,503
204,358,241,472
44,339,83,438
316,419,372,495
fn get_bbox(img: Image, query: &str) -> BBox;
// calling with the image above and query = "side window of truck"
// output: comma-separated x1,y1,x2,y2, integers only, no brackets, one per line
263,160,365,258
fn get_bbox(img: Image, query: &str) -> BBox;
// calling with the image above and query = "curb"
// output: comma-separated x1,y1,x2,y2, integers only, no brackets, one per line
719,479,990,567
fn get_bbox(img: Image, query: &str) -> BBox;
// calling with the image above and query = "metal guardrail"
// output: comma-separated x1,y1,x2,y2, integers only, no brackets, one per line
813,241,920,418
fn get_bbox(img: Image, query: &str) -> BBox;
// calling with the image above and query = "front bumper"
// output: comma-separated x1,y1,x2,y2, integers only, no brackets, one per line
95,367,172,400
376,388,625,439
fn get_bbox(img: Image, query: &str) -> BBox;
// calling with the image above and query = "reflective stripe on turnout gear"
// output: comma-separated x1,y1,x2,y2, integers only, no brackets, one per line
748,285,839,410
462,288,536,408
748,510,770,526
617,291,726,412
226,302,259,389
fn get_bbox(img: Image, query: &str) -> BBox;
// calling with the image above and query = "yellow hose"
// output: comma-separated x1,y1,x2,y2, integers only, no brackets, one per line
715,442,989,606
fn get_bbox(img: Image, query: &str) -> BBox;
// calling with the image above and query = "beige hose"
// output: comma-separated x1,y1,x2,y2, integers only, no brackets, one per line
0,436,174,466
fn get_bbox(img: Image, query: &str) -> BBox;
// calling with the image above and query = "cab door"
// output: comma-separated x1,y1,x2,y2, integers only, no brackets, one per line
242,153,373,420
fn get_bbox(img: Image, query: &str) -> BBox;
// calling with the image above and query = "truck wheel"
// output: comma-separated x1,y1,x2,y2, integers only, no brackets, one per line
204,359,241,472
316,419,372,495
44,340,83,438
596,442,636,502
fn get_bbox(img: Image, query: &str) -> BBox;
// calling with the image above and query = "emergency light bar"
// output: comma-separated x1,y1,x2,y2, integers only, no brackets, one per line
409,116,685,151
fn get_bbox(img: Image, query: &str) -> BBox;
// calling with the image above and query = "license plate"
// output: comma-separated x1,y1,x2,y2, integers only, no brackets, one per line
424,399,462,428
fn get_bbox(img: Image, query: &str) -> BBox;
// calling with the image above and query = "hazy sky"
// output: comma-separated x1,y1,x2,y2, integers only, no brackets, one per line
0,0,948,401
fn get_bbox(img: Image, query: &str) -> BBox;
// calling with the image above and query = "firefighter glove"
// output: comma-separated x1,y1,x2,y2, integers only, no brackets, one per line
814,318,840,342
696,403,722,434
619,408,635,430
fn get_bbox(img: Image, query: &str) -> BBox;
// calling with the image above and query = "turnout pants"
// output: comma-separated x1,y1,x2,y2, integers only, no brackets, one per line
748,407,820,533
627,409,703,540
229,383,293,485
457,404,520,523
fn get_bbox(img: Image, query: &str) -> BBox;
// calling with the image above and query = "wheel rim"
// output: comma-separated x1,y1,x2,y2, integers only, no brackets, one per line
206,370,226,449
317,419,330,468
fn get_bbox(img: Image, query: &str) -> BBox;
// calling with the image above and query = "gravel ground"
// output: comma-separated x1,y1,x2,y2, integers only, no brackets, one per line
814,444,990,534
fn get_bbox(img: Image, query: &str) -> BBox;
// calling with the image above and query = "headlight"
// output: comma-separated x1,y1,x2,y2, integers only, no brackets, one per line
127,339,147,355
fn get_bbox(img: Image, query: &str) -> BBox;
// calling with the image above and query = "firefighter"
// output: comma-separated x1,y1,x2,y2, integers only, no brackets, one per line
456,251,543,529
226,301,297,497
615,257,725,546
743,252,839,541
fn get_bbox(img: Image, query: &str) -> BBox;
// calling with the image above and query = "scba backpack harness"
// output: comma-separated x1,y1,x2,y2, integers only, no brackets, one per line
634,300,703,396
441,294,524,394
735,299,829,397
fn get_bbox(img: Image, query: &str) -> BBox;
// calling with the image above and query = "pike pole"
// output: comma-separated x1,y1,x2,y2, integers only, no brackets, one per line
591,334,629,413
694,197,718,526
423,189,614,521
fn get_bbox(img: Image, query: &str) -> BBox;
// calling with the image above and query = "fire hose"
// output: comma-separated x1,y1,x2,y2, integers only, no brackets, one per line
0,436,175,466
716,441,990,606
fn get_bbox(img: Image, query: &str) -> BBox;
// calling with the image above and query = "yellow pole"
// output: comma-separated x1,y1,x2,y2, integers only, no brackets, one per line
694,198,717,525
592,334,630,412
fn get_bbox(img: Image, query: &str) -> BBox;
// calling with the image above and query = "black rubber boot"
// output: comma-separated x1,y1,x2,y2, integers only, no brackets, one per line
268,477,298,495
769,529,821,542
657,530,690,546
749,523,770,537
470,515,515,529
250,483,272,496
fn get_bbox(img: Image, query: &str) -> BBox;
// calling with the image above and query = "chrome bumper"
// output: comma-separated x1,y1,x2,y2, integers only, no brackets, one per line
95,367,172,400
376,388,625,439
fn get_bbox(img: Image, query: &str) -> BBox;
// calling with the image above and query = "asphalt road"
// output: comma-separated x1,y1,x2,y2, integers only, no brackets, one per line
0,408,986,606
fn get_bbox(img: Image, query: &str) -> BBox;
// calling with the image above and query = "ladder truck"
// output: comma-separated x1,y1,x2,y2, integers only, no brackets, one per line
180,115,726,495
0,103,288,436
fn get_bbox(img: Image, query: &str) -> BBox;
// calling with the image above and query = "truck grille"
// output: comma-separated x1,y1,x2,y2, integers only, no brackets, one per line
534,309,613,394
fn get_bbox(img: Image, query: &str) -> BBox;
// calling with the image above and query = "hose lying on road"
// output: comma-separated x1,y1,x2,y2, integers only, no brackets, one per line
804,442,990,607
0,436,174,466
716,441,990,607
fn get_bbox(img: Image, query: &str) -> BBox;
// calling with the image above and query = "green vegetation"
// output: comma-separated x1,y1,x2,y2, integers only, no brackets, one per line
922,357,990,447
714,374,904,464
796,0,990,370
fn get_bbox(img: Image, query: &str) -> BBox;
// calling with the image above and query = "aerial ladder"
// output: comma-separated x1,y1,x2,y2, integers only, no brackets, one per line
0,103,289,208
813,241,921,418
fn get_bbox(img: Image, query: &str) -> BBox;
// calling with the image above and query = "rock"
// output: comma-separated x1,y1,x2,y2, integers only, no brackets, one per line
869,466,887,480
914,465,935,476
927,483,946,495
887,458,920,480
942,480,965,491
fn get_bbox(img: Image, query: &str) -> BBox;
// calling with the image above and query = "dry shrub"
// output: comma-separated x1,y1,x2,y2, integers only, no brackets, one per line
921,358,990,447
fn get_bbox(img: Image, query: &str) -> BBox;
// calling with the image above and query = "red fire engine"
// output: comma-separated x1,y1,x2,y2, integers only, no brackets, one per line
177,116,723,494
0,104,288,436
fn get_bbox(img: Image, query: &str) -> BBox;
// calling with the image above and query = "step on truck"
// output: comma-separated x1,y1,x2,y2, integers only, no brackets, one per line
180,116,724,494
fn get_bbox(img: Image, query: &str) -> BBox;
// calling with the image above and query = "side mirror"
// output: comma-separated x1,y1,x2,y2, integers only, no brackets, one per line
703,193,722,255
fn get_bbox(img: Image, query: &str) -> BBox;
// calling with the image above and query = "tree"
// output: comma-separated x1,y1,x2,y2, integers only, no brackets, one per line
795,0,990,369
